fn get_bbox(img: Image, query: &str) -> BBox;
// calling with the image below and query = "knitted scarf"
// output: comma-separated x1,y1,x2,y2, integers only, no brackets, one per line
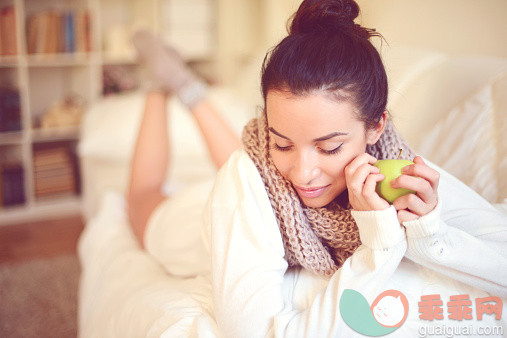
241,113,415,277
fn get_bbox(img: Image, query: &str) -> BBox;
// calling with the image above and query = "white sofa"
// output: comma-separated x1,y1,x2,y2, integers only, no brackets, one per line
77,46,507,336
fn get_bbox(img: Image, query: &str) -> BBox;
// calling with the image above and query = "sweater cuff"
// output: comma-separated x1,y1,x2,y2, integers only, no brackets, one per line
351,206,405,250
403,199,442,238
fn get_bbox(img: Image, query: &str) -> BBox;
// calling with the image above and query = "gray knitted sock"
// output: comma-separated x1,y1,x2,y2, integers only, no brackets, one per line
132,30,207,109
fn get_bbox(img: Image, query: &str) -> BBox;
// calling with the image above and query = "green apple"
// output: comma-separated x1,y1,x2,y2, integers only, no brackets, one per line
373,159,415,203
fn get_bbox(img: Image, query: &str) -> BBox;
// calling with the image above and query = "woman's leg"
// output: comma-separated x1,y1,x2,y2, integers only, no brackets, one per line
127,31,242,245
127,91,170,246
127,94,240,247
190,100,242,169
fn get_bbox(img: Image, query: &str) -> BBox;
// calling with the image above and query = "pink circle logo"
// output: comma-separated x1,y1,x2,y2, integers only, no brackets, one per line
371,289,409,328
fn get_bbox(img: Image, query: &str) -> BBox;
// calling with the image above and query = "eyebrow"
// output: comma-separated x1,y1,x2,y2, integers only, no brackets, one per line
268,127,348,142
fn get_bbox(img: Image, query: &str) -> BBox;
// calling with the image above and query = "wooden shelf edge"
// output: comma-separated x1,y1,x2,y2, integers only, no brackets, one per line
0,196,83,226
26,53,96,67
31,127,81,143
0,131,25,145
0,55,20,67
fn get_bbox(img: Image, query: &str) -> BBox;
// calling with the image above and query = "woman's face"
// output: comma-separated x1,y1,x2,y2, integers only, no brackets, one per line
266,90,382,208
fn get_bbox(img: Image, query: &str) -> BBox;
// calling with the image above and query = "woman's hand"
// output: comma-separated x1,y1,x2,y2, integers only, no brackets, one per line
345,153,390,211
391,156,439,223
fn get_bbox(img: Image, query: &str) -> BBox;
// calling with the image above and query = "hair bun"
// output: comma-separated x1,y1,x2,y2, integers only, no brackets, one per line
289,0,375,39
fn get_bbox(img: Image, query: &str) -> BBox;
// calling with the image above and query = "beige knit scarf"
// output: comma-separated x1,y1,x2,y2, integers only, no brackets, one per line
241,113,415,277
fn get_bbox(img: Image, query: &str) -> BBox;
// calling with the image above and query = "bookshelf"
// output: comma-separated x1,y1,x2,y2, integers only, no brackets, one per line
0,0,217,225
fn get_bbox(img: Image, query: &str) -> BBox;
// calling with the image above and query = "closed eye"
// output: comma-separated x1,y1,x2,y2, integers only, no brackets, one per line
271,143,293,152
318,144,343,155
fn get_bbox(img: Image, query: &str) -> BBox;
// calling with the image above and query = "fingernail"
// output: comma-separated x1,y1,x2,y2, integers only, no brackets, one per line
401,166,409,173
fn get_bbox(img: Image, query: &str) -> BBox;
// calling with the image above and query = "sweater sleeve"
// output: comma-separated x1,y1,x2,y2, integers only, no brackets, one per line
403,159,507,298
205,150,407,337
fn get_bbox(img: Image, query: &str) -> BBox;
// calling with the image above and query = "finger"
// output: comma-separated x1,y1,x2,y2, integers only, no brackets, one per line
348,164,379,197
345,153,378,180
393,193,433,216
353,163,380,183
397,209,420,223
363,173,389,209
391,174,436,204
413,156,426,166
401,157,440,191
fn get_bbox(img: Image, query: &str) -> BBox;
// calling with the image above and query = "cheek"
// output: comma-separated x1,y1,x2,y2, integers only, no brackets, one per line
321,149,356,179
321,145,367,186
270,149,291,177
320,157,347,183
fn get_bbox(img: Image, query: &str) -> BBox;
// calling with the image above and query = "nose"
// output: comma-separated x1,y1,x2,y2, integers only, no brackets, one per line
290,150,321,185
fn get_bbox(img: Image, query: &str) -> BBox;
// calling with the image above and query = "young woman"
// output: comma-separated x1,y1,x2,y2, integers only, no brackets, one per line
129,0,507,336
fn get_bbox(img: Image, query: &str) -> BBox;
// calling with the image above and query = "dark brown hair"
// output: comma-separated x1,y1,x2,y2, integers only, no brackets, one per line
261,0,387,129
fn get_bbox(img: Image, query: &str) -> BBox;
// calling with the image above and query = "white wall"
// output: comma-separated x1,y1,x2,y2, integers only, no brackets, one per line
216,0,300,87
217,0,507,97
254,0,507,57
356,0,507,57
259,0,301,50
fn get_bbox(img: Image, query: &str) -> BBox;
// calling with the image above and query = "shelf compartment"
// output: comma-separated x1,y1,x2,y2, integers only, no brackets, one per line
24,4,92,56
32,140,81,200
28,66,90,128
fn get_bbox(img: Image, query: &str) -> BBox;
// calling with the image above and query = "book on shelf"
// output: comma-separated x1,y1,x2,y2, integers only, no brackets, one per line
33,147,68,164
63,11,73,53
0,163,25,207
26,9,90,55
0,87,21,132
33,146,77,198
0,5,18,56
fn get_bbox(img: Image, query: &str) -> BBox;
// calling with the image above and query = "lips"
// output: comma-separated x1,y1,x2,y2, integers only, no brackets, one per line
293,184,330,198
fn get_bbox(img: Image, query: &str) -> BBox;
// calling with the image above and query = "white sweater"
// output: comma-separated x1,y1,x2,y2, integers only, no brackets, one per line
205,150,507,337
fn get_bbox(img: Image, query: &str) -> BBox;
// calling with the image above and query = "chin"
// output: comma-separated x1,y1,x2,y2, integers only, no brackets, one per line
299,195,333,209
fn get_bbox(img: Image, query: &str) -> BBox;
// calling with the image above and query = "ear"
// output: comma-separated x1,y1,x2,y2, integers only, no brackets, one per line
366,111,387,145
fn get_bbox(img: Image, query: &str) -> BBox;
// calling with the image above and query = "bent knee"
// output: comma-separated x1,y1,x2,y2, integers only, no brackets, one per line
127,191,166,247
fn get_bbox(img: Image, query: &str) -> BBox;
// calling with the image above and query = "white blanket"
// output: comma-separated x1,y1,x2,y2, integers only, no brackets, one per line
78,189,218,337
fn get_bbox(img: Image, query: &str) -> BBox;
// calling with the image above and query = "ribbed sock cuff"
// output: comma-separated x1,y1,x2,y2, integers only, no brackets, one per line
177,80,208,110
